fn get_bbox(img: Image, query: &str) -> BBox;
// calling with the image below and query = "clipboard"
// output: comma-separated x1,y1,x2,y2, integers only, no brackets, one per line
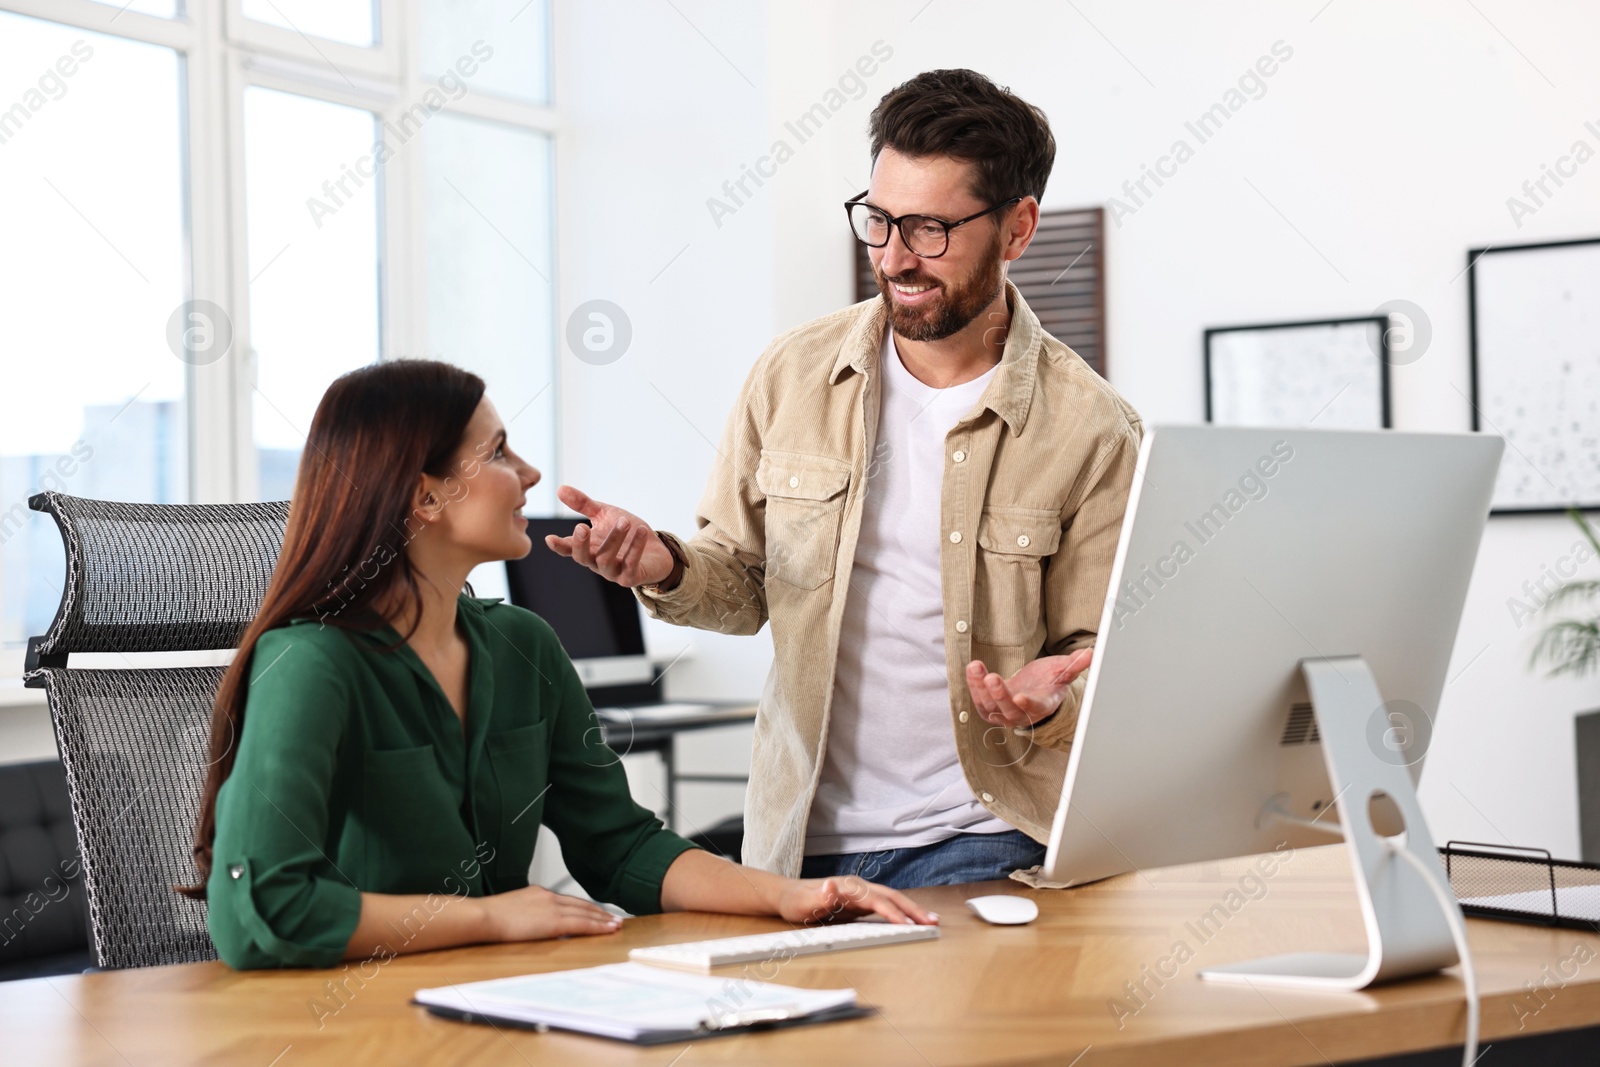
412,961,874,1045
414,999,875,1045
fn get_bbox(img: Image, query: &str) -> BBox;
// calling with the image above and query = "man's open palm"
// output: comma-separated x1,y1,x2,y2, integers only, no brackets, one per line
965,648,1093,729
544,485,676,589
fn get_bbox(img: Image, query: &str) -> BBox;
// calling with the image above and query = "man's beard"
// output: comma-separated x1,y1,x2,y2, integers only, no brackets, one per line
874,232,1005,343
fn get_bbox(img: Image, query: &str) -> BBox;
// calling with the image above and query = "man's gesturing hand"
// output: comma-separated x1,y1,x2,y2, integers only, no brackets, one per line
544,485,677,589
964,648,1093,729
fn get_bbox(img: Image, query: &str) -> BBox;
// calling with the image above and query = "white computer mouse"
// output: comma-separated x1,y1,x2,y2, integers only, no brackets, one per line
965,894,1039,925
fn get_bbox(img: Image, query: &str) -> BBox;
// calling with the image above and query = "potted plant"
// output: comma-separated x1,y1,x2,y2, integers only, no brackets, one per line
1532,508,1600,679
1537,508,1600,862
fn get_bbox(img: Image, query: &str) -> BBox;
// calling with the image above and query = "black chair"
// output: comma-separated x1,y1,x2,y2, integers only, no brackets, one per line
21,492,288,969
0,759,91,980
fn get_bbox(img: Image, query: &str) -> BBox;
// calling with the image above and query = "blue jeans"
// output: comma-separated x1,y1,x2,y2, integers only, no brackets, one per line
799,829,1045,889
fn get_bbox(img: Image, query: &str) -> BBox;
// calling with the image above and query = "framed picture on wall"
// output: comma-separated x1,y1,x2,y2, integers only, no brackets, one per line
1468,235,1600,515
1204,316,1390,429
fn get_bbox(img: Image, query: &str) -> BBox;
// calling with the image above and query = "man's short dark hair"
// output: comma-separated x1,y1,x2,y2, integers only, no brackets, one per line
868,69,1056,208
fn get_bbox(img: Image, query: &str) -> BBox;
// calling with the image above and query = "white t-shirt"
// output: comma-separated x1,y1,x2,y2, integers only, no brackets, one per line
804,328,1012,855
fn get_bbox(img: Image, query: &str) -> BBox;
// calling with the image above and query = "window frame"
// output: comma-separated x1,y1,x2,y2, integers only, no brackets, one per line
0,0,561,676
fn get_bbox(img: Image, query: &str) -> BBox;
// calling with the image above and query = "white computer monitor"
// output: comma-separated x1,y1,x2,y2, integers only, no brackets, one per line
1040,424,1503,989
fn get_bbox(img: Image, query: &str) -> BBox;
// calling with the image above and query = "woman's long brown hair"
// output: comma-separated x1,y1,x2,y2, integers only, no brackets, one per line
177,359,485,899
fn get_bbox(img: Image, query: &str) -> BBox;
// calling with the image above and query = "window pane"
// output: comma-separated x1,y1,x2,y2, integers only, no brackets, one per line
243,88,380,501
0,13,187,650
90,0,180,16
421,0,550,106
415,113,556,513
241,0,376,47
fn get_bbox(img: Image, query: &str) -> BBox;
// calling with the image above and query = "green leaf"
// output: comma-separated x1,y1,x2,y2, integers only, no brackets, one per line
1541,579,1600,612
1570,507,1600,562
1530,618,1600,679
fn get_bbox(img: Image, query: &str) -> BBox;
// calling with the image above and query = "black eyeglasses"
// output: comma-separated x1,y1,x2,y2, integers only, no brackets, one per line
844,190,1023,258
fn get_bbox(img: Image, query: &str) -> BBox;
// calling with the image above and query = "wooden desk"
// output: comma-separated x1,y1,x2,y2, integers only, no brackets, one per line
7,845,1600,1066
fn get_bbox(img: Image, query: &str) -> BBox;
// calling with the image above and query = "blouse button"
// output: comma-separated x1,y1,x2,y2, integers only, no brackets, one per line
229,864,244,880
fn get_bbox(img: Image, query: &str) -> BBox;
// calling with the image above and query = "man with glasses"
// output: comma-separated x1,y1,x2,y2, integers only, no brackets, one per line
549,69,1143,888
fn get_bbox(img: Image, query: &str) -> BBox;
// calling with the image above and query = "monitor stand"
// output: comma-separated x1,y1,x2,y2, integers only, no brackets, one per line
1199,656,1462,990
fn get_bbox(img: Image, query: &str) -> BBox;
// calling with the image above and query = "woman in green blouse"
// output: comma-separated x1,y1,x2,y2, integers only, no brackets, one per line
182,359,935,969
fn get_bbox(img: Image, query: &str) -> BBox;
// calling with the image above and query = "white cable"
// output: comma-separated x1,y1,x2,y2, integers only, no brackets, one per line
1262,798,1478,1063
1388,841,1479,1067
1259,796,1345,838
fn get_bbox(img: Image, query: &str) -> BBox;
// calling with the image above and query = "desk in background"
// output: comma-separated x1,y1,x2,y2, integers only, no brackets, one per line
597,703,756,832
6,845,1600,1065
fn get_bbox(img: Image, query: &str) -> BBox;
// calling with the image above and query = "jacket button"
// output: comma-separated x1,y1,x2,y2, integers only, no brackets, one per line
1017,534,1030,548
788,476,799,488
959,710,970,723
949,531,962,544
229,864,244,880
953,450,966,463
980,792,995,804
955,620,968,633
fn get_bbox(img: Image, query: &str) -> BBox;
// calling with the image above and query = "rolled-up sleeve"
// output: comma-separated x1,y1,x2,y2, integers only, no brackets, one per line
207,632,362,969
535,625,699,915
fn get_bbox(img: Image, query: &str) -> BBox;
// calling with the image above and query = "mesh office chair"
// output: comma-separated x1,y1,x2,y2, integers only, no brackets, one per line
21,492,288,969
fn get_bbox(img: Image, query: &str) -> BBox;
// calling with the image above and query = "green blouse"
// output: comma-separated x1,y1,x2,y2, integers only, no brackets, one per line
205,594,698,969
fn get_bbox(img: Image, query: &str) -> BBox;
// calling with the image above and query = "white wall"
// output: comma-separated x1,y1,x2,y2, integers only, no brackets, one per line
556,0,1600,855
555,0,776,708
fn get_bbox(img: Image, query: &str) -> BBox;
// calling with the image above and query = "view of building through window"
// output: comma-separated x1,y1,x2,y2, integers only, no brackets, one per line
0,1,555,659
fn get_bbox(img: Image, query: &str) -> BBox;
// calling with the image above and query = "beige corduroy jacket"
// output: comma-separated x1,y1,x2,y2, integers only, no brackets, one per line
637,279,1143,877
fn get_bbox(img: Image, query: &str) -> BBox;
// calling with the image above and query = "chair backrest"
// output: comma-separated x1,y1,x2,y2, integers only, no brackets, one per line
22,492,289,969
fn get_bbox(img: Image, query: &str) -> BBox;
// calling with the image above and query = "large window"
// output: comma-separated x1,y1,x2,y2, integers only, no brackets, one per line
416,112,557,498
240,0,376,46
243,86,382,500
0,12,188,650
0,0,557,671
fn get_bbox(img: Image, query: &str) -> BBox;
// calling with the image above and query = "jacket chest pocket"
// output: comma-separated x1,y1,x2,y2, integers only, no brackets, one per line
756,451,852,590
361,744,463,892
972,507,1061,647
486,723,548,882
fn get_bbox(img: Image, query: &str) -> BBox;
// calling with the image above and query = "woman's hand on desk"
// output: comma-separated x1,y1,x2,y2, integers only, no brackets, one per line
965,648,1093,729
776,876,939,927
343,886,621,959
481,884,623,942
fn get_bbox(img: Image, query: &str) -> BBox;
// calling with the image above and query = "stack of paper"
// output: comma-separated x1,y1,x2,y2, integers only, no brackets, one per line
414,962,862,1044
1461,885,1600,923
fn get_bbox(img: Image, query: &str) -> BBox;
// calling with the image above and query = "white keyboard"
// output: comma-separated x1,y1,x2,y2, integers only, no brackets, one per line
629,921,939,972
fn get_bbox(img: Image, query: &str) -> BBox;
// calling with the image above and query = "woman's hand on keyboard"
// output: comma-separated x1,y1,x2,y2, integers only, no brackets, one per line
777,875,939,927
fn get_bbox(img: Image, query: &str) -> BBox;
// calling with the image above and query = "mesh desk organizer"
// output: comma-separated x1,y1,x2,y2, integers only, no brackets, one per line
22,492,289,969
1440,841,1600,931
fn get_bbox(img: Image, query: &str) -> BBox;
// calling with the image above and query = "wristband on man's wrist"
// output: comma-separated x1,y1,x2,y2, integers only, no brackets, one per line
644,531,685,593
